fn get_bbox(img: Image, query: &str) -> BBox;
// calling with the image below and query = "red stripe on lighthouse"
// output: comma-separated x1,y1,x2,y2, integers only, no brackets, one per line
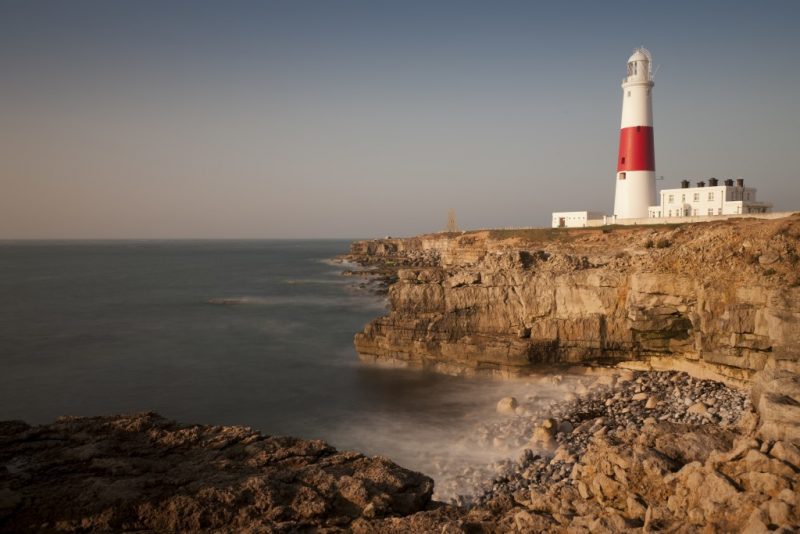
617,126,655,172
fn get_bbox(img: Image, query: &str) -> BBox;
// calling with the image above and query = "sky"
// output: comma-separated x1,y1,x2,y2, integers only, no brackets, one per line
1,1,798,238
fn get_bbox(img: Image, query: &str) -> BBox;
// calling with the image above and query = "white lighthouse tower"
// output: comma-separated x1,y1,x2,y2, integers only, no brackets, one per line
613,48,656,219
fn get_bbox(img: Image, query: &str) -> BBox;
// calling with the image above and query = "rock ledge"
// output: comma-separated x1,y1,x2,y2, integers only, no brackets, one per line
0,413,434,533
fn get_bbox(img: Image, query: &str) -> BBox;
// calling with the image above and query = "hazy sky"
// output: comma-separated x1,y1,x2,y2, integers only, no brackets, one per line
1,1,798,238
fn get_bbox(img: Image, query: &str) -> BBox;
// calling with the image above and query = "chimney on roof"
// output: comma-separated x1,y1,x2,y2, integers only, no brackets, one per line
724,179,734,186
681,180,690,189
709,177,719,186
697,181,705,187
736,178,744,187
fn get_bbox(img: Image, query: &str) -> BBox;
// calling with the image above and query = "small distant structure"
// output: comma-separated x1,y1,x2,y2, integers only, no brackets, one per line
447,209,459,233
552,211,606,228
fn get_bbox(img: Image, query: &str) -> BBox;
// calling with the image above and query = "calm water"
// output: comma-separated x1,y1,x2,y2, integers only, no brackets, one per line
1,240,555,494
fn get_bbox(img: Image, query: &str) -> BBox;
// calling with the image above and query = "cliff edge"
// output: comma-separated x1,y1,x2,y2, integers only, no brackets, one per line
348,215,800,443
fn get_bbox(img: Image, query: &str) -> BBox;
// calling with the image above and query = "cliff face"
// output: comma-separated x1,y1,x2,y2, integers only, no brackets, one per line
349,215,800,441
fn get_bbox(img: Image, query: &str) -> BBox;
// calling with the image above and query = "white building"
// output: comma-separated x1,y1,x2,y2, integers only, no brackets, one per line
647,178,771,219
552,211,606,228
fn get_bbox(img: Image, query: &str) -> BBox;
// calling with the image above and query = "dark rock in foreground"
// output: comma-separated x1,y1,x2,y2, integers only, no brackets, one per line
0,413,434,532
2,377,799,532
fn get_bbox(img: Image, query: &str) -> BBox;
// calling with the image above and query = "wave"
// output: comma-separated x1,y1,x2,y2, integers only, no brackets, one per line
207,295,387,311
207,297,270,305
324,373,583,503
318,257,361,271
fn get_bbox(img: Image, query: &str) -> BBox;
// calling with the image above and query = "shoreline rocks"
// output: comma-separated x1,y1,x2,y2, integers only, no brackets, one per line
0,413,434,533
2,369,798,532
476,370,751,503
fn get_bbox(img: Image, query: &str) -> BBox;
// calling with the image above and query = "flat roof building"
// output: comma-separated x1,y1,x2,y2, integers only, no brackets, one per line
647,178,771,219
552,211,606,228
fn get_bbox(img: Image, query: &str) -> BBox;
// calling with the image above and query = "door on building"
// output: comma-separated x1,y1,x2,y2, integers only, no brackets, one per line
558,218,566,228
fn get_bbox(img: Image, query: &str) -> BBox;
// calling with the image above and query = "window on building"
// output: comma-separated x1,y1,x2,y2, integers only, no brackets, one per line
708,209,714,215
668,194,674,203
681,194,685,202
618,172,626,180
668,210,672,217
627,91,631,97
717,208,722,215
708,192,714,201
685,208,690,216
693,193,700,202
620,157,626,165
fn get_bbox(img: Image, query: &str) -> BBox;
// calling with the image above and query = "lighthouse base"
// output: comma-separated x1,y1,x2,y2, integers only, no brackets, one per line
613,170,655,219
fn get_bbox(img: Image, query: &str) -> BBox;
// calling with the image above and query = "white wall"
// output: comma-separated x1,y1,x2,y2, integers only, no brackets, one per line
649,185,769,218
552,211,604,228
592,211,796,227
615,171,656,219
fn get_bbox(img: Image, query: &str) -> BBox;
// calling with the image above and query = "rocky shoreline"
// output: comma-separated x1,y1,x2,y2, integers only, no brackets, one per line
336,217,800,531
448,369,751,506
343,217,800,444
3,369,798,532
3,218,800,532
0,412,436,533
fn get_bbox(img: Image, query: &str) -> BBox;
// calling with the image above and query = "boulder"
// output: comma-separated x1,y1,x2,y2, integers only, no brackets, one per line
687,402,708,416
496,396,518,415
530,419,557,450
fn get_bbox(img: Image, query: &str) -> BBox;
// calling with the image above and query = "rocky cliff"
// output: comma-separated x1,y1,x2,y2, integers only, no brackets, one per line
348,215,800,442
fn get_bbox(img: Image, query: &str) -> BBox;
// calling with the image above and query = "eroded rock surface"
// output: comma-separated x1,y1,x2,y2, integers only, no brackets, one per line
346,216,800,442
0,413,434,532
363,370,800,533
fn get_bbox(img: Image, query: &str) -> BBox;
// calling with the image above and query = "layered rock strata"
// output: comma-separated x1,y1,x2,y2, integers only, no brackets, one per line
347,215,800,442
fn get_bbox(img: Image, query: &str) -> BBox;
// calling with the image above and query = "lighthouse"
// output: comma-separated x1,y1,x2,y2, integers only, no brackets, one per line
613,48,656,219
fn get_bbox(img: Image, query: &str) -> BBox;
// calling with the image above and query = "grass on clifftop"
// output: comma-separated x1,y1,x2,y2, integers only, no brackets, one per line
485,223,688,244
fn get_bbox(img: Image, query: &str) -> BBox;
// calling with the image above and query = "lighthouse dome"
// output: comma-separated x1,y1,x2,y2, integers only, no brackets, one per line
628,48,650,63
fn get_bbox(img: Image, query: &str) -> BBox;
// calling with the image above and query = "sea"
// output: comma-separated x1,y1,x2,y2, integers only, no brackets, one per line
0,240,568,500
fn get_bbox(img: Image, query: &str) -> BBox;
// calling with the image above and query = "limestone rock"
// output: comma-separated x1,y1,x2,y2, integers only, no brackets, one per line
530,419,557,450
348,216,800,444
687,402,708,415
770,441,800,469
496,396,518,415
